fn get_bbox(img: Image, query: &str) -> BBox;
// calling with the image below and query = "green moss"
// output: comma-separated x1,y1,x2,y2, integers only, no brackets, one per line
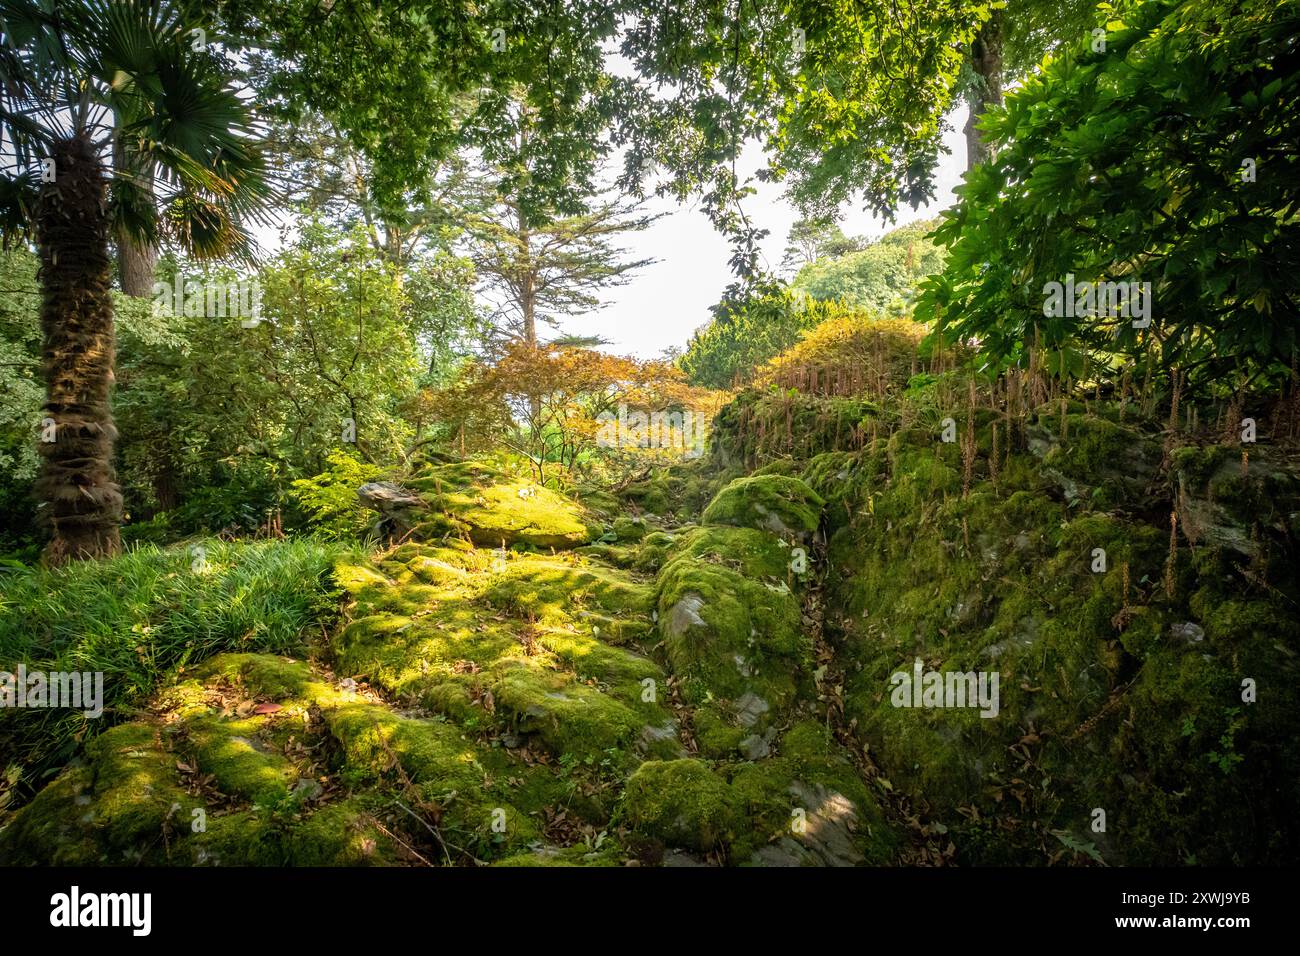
800,450,883,530
1035,412,1160,505
575,542,640,569
86,723,196,853
612,516,649,542
185,809,286,866
330,532,681,771
1172,444,1233,490
491,662,649,759
1,721,201,864
631,530,679,573
482,554,654,641
286,801,395,865
405,461,592,549
692,703,749,758
326,703,486,789
0,766,101,865
617,759,738,851
492,843,623,867
725,721,898,864
572,485,623,520
710,392,876,466
621,461,725,519
702,474,824,537
11,401,1298,868
656,526,810,712
190,653,314,701
184,716,297,805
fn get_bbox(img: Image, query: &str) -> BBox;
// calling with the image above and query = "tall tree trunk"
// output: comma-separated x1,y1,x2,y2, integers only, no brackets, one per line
34,134,124,563
520,222,537,349
117,232,157,296
112,137,157,296
519,224,543,433
964,10,1005,170
522,275,537,349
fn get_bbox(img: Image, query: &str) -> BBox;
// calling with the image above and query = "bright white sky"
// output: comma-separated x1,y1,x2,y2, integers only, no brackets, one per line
557,105,970,359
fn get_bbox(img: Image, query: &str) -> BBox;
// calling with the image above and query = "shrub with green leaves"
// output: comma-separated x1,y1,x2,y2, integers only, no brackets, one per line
918,0,1300,393
290,450,388,539
681,281,868,389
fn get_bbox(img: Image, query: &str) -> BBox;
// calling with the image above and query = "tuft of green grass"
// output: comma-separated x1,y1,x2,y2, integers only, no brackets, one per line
0,538,352,805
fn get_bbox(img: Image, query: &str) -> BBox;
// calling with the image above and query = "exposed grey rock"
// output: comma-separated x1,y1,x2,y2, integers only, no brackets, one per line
357,481,425,535
664,593,707,639
638,720,686,758
293,777,324,802
749,782,864,867
733,692,770,728
738,732,772,760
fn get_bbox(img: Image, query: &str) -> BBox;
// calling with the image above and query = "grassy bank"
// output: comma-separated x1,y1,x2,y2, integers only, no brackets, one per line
0,538,351,809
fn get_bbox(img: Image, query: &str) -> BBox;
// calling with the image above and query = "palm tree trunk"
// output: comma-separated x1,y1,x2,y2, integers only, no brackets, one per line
34,134,124,563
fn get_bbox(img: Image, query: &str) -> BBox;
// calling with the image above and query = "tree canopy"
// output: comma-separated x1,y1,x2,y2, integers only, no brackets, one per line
918,0,1300,393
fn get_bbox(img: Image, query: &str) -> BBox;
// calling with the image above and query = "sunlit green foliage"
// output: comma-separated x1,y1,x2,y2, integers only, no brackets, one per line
792,219,946,315
681,282,873,389
919,0,1300,393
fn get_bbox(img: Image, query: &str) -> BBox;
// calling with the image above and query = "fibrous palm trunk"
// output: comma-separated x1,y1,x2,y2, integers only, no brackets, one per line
34,134,123,563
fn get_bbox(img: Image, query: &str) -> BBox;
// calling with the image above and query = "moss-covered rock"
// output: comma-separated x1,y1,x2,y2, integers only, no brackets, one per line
1028,411,1161,508
728,721,898,865
820,388,1300,865
655,526,810,719
616,724,898,865
702,474,824,537
367,461,595,549
617,759,738,852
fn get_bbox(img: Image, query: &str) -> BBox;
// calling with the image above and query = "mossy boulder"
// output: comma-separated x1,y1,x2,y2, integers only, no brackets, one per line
1027,411,1161,508
1172,442,1300,560
655,526,811,721
617,759,738,851
617,724,898,865
365,461,594,549
728,722,897,866
702,475,824,538
611,516,649,542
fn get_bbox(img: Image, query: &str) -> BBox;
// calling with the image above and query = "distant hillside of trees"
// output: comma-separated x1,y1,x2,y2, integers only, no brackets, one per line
791,218,945,316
